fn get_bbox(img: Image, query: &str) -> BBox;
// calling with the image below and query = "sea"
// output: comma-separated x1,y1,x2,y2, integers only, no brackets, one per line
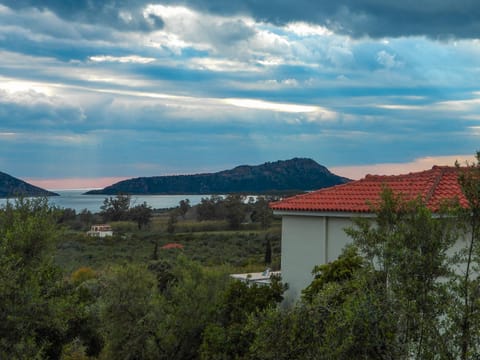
0,190,209,213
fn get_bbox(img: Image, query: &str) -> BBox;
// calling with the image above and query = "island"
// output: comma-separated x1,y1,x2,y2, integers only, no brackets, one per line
85,158,350,195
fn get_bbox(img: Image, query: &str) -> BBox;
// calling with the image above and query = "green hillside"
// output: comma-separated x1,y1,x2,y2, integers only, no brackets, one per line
0,171,58,198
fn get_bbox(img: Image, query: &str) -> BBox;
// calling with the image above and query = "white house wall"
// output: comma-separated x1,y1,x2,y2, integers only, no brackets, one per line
279,211,475,304
281,214,353,304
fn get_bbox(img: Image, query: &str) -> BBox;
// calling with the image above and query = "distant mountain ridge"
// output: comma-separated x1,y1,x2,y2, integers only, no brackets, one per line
85,158,350,195
0,171,58,198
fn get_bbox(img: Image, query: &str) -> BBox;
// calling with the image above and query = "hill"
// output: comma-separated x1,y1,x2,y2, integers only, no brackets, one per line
85,158,350,195
0,171,58,198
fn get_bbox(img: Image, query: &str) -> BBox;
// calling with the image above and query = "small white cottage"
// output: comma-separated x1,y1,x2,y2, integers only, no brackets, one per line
271,166,468,303
87,224,113,238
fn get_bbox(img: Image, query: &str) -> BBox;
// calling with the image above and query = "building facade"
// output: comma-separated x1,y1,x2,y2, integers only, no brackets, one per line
271,166,468,303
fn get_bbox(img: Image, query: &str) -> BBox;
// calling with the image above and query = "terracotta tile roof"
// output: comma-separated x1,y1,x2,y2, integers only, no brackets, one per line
270,166,469,213
161,243,184,250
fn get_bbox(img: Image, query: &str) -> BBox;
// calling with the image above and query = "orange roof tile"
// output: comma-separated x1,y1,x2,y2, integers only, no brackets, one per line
270,166,469,213
161,243,184,250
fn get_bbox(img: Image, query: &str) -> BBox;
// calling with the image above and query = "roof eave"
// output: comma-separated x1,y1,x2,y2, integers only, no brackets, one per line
272,209,376,218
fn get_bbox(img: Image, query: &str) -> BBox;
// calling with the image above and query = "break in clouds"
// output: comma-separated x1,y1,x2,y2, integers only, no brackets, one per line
0,0,479,181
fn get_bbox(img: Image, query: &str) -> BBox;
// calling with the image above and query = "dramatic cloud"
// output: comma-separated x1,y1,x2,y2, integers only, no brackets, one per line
2,0,164,32
5,1,480,39
0,89,86,129
0,0,479,185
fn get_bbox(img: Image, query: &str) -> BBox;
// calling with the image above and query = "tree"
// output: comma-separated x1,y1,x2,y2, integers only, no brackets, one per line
99,264,163,359
78,208,97,230
224,194,246,230
345,187,457,358
245,245,390,360
57,207,76,224
452,151,480,359
0,198,72,358
200,277,286,359
264,236,272,265
251,196,274,229
197,196,224,221
302,244,364,304
197,197,214,221
178,199,191,219
129,202,153,229
166,209,178,234
158,258,229,360
100,194,131,222
246,304,325,360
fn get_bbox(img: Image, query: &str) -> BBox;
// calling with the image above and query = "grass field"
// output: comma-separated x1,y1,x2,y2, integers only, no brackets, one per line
55,213,282,275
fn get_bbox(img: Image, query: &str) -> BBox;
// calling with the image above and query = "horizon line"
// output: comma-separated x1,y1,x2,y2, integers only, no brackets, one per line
24,154,475,190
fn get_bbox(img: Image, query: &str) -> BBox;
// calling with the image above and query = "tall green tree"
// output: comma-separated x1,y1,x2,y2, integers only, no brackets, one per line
224,194,246,230
0,198,71,359
100,193,131,222
196,195,225,221
345,187,457,358
451,151,480,359
200,277,286,360
99,264,163,359
264,236,272,265
251,196,274,229
155,257,229,360
178,199,191,219
166,209,178,234
129,201,153,229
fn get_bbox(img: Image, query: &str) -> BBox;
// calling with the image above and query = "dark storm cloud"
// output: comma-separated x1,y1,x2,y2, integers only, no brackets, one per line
1,0,163,32
161,0,480,39
0,90,85,129
4,0,480,38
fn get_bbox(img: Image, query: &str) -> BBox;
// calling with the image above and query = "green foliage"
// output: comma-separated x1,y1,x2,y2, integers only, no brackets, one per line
302,244,364,303
200,277,286,359
224,194,247,230
100,194,131,222
247,247,395,360
250,196,274,229
451,151,480,359
197,195,226,221
60,338,89,360
320,276,399,359
0,195,283,359
158,258,229,360
344,187,457,358
246,304,325,360
178,199,191,219
166,210,178,234
148,259,178,293
129,202,153,229
0,198,71,359
99,263,162,359
99,195,153,231
264,236,272,265
71,267,97,286
246,186,462,359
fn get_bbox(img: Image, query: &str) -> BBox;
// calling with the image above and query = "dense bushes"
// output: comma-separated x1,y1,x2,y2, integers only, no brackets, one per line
11,170,480,359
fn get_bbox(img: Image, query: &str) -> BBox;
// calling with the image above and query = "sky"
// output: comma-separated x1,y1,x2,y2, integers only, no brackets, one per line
1,1,480,189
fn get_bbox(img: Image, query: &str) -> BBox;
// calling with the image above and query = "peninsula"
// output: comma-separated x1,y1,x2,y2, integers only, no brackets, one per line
0,171,58,198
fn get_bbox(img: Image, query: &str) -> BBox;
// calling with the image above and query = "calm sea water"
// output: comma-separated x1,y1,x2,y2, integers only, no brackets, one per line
0,190,208,213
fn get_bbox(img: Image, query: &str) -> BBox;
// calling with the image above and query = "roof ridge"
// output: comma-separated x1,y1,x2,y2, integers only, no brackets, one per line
425,166,446,204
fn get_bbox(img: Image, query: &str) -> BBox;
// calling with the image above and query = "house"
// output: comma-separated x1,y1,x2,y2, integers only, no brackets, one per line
230,268,281,286
270,166,468,303
87,224,113,238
